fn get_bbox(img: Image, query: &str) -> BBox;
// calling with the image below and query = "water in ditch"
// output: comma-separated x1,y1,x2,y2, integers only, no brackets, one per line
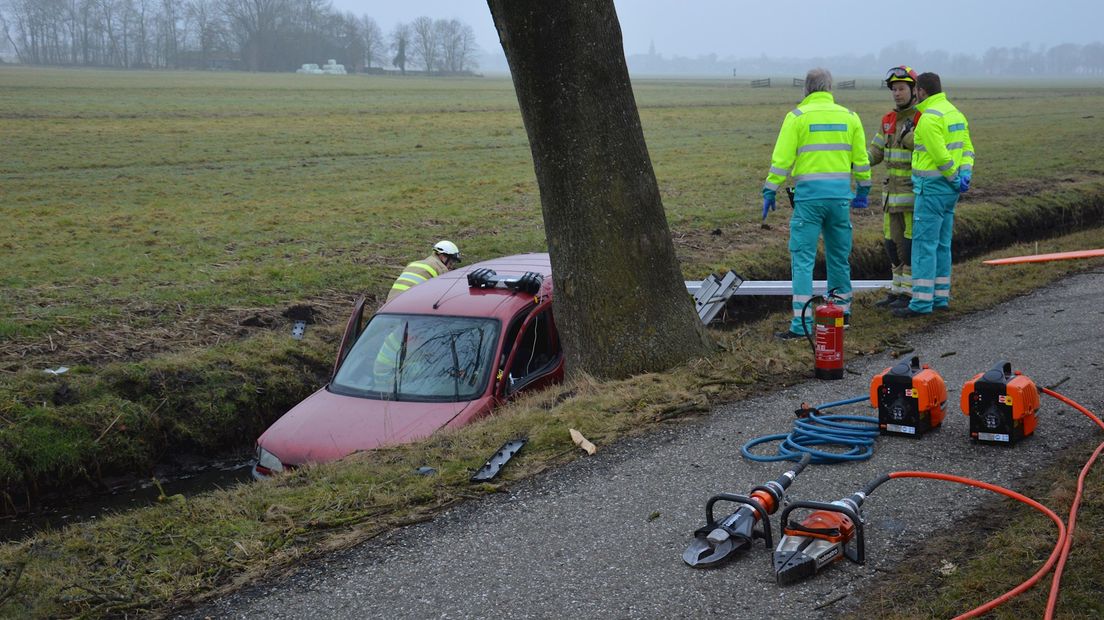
0,452,256,543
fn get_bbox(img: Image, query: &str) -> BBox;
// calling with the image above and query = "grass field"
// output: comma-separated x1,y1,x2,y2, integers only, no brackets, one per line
1,67,1103,617
4,67,1103,366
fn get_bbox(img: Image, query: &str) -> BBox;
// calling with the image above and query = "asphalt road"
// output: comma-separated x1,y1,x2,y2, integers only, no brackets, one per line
181,269,1104,620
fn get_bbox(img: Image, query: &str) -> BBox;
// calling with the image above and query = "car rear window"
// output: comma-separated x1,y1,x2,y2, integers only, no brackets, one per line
331,314,500,403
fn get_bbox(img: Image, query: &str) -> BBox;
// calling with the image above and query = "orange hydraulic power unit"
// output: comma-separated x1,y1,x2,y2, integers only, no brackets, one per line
869,356,947,436
961,361,1039,445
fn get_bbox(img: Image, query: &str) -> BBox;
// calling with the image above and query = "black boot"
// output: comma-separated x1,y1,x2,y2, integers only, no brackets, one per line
889,295,911,309
875,293,900,307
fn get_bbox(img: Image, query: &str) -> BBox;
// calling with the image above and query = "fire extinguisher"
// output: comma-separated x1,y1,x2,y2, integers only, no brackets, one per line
800,290,845,380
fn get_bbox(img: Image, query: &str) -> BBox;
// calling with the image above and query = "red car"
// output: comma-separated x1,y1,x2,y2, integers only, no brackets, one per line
253,253,564,478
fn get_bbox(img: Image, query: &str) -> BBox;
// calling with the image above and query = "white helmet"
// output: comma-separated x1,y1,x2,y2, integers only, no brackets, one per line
433,240,462,262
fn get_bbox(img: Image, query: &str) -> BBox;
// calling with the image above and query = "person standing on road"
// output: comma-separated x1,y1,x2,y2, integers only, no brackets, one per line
762,68,871,339
894,72,975,318
868,65,921,309
386,240,462,302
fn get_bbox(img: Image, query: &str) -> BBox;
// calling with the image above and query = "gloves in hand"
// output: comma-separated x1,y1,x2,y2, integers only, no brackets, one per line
761,188,777,220
958,169,972,193
851,184,870,209
762,196,776,220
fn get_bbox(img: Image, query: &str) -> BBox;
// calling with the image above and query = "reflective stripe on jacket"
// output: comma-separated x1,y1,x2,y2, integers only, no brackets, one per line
912,92,975,181
764,91,871,202
869,106,920,213
387,254,448,301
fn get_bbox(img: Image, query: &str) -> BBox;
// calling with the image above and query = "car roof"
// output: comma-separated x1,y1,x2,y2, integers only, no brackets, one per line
378,252,553,320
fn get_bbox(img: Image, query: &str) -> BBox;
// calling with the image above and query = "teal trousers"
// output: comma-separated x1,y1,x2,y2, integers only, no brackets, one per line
788,199,853,335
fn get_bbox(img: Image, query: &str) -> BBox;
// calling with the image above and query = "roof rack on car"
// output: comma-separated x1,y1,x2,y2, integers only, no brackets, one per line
467,268,544,295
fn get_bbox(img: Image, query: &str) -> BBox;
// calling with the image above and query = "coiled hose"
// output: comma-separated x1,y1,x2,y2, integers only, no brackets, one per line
741,395,879,464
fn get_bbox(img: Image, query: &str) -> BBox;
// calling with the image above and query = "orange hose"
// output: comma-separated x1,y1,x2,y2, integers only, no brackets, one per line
887,471,1066,620
982,248,1104,265
1040,388,1104,619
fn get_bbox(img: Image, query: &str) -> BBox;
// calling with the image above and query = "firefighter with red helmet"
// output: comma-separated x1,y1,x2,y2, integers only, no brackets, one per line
868,65,920,309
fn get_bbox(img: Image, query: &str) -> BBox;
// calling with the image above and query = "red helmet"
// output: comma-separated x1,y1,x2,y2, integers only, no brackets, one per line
885,65,918,88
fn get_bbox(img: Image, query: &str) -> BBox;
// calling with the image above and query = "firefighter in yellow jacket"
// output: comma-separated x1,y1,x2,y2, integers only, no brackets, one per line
893,73,975,318
386,240,462,302
868,65,920,309
377,240,463,387
762,68,871,339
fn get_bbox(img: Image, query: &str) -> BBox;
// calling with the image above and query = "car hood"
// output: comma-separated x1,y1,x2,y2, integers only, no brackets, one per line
258,388,476,466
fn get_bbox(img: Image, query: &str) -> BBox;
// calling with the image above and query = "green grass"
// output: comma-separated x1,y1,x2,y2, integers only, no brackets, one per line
1,67,1103,617
4,68,1103,364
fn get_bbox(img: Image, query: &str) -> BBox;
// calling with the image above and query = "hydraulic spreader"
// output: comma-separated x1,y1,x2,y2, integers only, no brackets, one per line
961,361,1039,445
869,356,947,437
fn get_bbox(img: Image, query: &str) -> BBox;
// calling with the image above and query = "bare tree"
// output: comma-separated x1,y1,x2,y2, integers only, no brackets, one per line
221,0,288,71
389,20,408,74
438,18,477,72
359,13,382,69
184,0,223,67
486,0,712,379
408,14,435,71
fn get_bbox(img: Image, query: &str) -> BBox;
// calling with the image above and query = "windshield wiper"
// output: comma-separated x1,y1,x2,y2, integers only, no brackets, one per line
449,333,460,401
393,321,409,400
468,328,485,387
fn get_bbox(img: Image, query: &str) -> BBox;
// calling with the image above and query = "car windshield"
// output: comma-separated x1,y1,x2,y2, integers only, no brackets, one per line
330,314,500,402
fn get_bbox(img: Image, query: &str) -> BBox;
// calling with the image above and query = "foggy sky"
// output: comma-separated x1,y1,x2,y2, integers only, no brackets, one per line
328,0,1102,60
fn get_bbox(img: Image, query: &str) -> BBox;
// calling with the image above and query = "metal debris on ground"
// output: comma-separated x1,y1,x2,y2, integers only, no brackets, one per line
470,438,527,482
291,320,307,340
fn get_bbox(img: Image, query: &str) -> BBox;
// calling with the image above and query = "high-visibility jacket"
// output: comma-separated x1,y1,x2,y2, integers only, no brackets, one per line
868,106,920,213
912,92,974,182
387,254,449,301
764,91,871,202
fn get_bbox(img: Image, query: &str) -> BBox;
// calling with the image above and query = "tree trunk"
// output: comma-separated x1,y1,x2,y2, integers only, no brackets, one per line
487,0,712,380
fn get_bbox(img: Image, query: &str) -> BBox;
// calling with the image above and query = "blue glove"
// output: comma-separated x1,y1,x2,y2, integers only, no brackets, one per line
958,169,972,193
850,185,870,209
761,189,777,221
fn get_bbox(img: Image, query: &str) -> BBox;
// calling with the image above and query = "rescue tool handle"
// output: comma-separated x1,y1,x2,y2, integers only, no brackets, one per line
779,499,865,565
704,493,774,547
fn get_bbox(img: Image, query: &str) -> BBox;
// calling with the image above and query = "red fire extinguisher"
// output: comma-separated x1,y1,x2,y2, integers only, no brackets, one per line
801,291,845,380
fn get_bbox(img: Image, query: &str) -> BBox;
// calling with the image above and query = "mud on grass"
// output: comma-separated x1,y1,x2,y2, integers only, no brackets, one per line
0,290,361,372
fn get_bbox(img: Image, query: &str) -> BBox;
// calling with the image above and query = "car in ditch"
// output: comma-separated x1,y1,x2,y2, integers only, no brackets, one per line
252,253,563,478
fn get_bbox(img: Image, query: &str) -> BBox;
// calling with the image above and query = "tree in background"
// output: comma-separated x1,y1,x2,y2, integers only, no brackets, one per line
389,21,409,74
359,13,382,69
185,0,228,68
409,15,436,72
486,0,712,379
437,18,478,73
221,0,287,71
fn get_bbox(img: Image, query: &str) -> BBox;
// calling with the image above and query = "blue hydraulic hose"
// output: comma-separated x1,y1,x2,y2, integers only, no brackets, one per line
741,395,880,464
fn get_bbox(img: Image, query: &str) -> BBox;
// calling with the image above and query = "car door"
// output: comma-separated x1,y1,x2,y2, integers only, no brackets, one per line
496,298,563,399
331,295,367,381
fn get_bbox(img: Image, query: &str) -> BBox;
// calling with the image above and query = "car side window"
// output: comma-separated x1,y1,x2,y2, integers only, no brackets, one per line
505,308,560,394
